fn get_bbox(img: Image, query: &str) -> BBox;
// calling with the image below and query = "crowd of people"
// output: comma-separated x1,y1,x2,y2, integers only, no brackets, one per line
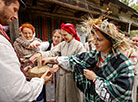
0,0,138,102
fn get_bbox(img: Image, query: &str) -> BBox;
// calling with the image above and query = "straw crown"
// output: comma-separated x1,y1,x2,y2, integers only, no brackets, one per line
83,17,133,52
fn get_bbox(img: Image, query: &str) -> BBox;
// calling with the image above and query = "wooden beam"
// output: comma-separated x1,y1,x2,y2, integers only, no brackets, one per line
32,0,37,6
74,11,87,18
50,4,60,13
29,8,82,21
42,0,122,22
43,0,100,15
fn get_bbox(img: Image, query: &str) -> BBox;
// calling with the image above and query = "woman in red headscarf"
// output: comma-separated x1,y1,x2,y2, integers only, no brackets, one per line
30,23,86,102
60,23,80,42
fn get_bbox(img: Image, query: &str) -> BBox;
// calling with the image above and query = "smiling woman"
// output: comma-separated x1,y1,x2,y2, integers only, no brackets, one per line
21,23,35,40
93,30,112,53
13,23,42,59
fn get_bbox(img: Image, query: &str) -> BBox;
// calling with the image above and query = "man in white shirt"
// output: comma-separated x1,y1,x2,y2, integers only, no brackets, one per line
0,0,52,102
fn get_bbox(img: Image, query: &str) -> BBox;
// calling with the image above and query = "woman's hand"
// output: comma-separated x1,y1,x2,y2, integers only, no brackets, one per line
42,58,51,65
29,53,41,63
29,43,40,49
83,69,97,81
49,64,60,73
29,40,41,49
41,69,53,84
134,69,138,76
42,57,56,65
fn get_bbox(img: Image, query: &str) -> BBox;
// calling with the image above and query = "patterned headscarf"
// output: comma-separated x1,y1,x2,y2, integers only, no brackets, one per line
20,23,36,42
61,23,80,41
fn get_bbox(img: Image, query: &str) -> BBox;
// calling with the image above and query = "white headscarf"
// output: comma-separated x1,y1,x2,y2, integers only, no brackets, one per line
21,32,36,42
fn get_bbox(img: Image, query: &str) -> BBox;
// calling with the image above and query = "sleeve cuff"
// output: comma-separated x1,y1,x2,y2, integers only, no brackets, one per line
55,56,58,63
93,76,99,83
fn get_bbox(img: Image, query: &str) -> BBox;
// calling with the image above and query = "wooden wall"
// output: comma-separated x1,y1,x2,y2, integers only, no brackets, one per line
19,14,66,41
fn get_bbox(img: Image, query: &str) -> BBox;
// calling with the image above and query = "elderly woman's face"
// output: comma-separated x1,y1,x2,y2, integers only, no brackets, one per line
61,29,73,42
22,27,33,40
93,30,112,53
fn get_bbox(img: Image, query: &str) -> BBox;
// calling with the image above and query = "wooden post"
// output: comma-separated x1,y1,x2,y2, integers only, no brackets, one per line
9,19,19,43
128,22,132,34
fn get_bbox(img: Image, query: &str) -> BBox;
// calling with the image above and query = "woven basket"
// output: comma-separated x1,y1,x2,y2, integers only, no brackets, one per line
28,65,51,80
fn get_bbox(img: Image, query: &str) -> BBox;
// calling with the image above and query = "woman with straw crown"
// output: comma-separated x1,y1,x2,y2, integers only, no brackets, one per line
41,17,134,102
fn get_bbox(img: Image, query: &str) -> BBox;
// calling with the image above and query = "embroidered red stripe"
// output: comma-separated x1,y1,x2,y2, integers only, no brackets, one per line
99,55,104,63
130,56,137,58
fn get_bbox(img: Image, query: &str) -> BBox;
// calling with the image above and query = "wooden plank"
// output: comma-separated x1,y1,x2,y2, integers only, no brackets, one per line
29,9,82,21
9,19,19,43
43,0,100,15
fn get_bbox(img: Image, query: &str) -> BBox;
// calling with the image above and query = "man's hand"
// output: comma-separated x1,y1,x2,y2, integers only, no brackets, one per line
24,66,32,77
41,69,53,84
20,58,26,63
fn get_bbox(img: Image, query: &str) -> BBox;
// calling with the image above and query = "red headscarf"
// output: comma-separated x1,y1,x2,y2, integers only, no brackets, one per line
61,23,80,41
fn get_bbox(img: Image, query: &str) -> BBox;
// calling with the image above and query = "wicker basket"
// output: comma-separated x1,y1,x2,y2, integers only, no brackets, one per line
28,56,51,79
28,65,51,80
